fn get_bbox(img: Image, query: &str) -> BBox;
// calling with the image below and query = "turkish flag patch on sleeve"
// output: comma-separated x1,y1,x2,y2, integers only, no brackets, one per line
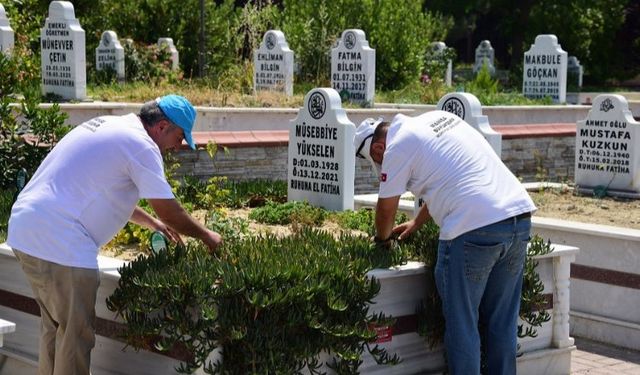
380,173,387,182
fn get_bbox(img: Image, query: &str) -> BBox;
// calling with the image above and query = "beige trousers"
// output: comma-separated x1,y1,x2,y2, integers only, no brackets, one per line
13,249,100,375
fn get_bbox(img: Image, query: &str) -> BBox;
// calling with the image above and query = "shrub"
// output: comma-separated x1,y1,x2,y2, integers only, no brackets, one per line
0,44,69,191
122,40,181,84
248,201,326,226
281,0,452,90
107,228,402,374
0,188,14,242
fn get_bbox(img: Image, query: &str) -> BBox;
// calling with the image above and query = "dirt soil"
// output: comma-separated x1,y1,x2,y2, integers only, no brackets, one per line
529,188,640,229
100,188,640,261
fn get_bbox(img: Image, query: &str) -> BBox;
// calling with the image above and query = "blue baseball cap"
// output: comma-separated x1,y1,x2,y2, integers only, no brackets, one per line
156,94,196,150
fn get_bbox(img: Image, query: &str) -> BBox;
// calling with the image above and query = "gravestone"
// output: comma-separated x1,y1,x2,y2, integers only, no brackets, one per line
253,30,294,96
522,34,567,103
566,56,583,104
95,30,125,81
428,42,452,86
437,92,501,156
567,56,583,89
158,37,178,70
40,1,86,100
288,88,355,210
330,29,375,106
575,94,640,197
0,4,14,54
473,40,495,75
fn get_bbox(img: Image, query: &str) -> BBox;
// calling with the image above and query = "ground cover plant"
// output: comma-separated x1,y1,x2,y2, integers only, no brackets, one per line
105,177,554,374
107,228,402,374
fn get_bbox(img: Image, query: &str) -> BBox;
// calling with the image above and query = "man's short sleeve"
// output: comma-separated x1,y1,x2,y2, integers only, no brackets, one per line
128,147,174,199
378,146,413,198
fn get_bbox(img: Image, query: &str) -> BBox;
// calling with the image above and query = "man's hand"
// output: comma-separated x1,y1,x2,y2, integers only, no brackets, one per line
202,230,223,253
391,219,420,241
390,203,432,241
148,199,224,253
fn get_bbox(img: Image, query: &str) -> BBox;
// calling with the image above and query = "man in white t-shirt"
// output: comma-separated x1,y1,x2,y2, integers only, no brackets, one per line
7,94,222,375
354,111,536,375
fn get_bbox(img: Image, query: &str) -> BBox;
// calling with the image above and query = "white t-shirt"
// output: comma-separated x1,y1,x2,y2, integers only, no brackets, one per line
8,114,174,269
378,111,536,240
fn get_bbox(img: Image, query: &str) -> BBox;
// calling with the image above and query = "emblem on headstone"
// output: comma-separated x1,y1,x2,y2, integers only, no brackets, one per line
102,33,110,47
600,98,614,113
266,32,275,50
308,92,326,119
344,31,356,50
441,97,465,119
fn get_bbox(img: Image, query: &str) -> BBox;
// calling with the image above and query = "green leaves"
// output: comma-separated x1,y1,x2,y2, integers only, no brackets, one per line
518,234,553,339
0,52,69,192
108,228,405,373
249,201,326,226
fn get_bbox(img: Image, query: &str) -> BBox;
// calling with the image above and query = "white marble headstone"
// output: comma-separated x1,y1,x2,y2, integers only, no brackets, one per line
0,4,14,54
40,1,86,100
157,37,178,70
522,34,567,103
288,88,355,211
95,31,125,81
430,42,452,86
330,29,375,106
253,30,294,96
473,40,495,75
568,56,583,88
437,92,501,156
575,94,640,195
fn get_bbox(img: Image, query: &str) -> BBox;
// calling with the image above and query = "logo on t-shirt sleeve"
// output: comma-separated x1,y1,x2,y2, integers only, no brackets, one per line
380,173,387,182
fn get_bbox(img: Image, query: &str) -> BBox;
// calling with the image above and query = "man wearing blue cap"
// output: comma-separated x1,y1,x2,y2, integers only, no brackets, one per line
7,94,222,375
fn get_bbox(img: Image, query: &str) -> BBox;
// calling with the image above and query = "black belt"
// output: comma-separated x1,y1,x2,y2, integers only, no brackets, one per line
515,212,532,220
497,212,531,224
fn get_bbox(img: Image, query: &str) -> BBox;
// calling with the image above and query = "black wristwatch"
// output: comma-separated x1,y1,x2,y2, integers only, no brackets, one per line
374,235,392,244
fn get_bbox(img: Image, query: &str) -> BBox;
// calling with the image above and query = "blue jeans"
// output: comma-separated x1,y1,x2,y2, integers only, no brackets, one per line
435,216,531,375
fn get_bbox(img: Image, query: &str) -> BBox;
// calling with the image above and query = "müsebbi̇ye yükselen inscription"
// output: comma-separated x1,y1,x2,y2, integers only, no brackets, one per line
290,122,341,195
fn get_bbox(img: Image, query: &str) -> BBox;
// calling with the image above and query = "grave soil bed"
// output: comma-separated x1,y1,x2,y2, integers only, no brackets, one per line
99,188,640,262
529,188,640,229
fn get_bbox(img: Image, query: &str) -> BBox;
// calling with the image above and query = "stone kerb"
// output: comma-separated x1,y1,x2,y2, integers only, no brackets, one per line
473,40,495,75
253,30,294,96
523,34,567,104
95,31,125,81
331,29,376,106
157,37,178,70
0,4,14,54
575,94,640,197
288,88,355,211
437,92,502,157
40,0,86,100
